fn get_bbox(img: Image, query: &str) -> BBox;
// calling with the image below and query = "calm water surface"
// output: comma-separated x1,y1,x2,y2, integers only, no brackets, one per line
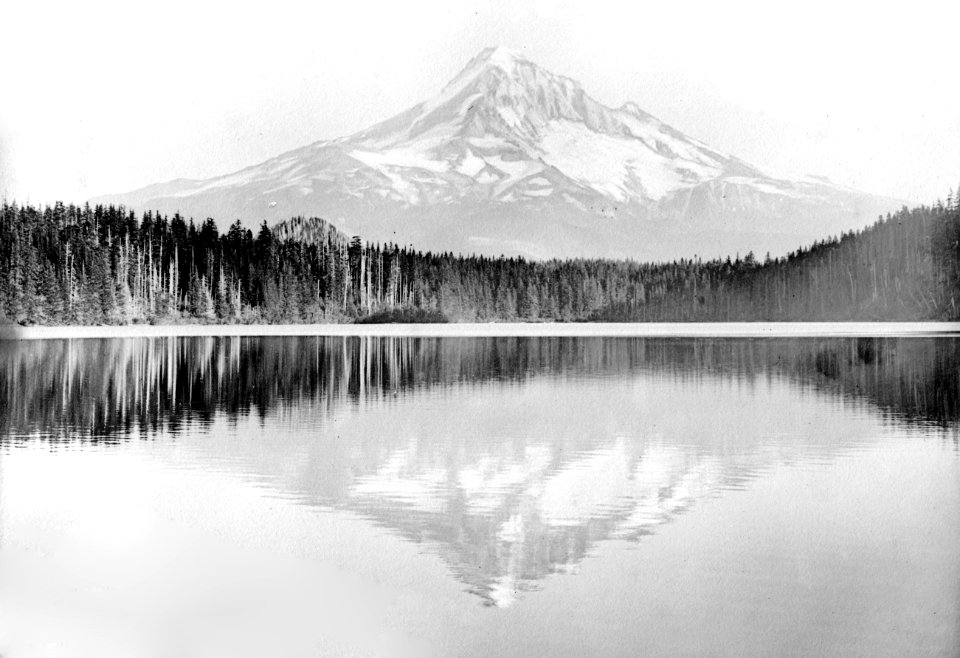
1,336,958,657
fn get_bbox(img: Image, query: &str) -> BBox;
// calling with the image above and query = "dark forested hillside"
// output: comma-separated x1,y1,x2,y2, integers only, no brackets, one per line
0,196,957,325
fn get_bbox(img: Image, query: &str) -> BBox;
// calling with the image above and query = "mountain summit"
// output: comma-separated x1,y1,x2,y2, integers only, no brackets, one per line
98,47,900,260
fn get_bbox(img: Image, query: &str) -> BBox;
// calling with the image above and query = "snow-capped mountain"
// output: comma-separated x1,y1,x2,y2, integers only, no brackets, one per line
97,46,900,260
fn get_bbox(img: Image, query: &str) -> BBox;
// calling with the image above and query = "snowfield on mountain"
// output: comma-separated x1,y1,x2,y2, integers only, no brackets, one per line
97,47,901,260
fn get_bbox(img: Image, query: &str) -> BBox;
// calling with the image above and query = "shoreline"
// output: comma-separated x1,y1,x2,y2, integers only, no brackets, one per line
2,322,959,340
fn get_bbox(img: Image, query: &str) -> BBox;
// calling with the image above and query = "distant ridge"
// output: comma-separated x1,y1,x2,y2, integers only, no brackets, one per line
96,46,902,261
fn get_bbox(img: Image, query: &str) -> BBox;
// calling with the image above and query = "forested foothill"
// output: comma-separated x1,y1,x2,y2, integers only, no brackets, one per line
0,191,957,325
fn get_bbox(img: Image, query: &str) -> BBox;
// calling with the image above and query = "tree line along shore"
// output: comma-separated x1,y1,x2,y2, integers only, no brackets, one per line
0,193,958,326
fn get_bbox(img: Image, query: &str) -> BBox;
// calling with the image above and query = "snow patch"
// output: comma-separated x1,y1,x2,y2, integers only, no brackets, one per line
457,150,486,177
723,176,809,199
485,46,525,73
539,120,721,201
497,107,523,129
484,155,543,195
350,147,454,203
468,135,508,150
350,148,448,174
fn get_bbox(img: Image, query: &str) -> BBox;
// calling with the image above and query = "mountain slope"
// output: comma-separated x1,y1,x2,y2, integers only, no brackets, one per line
96,47,901,260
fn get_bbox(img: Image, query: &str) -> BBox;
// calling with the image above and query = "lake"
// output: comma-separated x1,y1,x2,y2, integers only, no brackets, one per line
1,335,958,656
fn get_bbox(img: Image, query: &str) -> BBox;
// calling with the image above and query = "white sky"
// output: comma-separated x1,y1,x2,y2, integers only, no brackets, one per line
2,0,958,205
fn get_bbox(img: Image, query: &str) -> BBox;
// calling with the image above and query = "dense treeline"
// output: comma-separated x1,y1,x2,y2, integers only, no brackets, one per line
594,201,960,321
0,194,957,324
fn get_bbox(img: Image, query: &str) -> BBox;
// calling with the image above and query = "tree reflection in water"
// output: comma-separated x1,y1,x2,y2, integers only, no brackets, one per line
1,336,957,605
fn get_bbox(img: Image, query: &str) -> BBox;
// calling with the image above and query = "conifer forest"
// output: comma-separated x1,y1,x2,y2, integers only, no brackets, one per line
0,196,957,325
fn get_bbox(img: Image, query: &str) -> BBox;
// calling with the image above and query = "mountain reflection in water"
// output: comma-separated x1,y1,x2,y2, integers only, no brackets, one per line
1,336,957,606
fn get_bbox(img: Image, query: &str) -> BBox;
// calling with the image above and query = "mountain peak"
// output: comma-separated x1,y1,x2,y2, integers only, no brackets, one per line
475,45,527,71
99,48,901,262
440,45,535,96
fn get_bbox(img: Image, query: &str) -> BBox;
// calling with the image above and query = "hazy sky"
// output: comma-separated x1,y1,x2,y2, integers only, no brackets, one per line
2,0,958,205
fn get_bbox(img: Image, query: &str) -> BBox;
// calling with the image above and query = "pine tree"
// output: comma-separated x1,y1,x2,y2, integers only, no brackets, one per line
229,279,243,322
199,275,216,323
215,266,230,320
